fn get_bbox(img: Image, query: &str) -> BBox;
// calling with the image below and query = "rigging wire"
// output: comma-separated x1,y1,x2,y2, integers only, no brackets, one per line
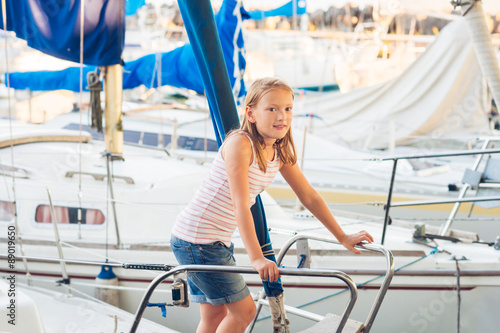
77,0,85,240
106,154,110,261
59,240,123,263
41,185,189,210
1,0,32,283
453,256,462,333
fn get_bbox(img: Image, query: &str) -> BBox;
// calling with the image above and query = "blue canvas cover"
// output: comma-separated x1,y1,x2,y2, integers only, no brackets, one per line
5,0,247,99
0,0,124,66
8,67,95,92
248,0,306,20
178,0,284,297
125,0,146,16
123,0,248,96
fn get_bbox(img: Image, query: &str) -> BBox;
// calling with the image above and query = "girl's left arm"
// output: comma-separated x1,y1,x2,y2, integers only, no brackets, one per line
280,163,374,254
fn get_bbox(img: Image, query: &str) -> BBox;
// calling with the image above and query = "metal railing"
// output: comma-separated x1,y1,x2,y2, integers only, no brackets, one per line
249,235,394,333
377,145,500,244
65,171,135,184
129,265,359,333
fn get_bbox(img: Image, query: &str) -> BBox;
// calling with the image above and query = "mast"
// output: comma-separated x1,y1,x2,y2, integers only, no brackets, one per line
103,64,123,154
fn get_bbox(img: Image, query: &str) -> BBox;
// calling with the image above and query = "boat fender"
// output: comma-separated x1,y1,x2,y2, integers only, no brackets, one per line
95,265,120,307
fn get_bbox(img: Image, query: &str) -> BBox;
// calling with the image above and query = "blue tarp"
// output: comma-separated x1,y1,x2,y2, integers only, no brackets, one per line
5,0,247,99
0,0,124,66
126,0,146,16
178,0,283,297
8,67,94,92
248,0,306,20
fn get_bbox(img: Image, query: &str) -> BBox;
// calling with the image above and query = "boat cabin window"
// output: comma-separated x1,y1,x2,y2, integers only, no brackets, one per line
64,123,218,151
0,201,15,222
35,205,105,224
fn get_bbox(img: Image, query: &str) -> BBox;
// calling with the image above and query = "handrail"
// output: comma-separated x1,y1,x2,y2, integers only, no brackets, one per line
372,148,500,161
390,196,500,207
273,235,394,333
65,171,135,184
129,265,358,333
0,164,29,178
380,145,500,243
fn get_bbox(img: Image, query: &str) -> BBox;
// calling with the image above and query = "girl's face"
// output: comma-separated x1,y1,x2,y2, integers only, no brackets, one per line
246,88,293,147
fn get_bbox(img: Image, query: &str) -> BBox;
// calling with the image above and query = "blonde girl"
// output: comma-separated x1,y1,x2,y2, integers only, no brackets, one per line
171,77,374,333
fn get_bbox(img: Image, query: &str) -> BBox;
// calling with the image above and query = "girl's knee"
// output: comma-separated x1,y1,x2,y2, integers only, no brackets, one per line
227,297,256,325
198,304,227,332
241,300,257,324
216,308,229,322
249,302,257,318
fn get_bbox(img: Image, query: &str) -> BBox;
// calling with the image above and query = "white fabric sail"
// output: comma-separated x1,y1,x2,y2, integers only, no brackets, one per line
295,17,491,149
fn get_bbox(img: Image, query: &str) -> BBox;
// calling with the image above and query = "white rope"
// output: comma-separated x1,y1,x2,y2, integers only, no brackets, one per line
1,0,15,204
77,0,85,239
59,240,125,263
51,186,188,209
231,0,244,101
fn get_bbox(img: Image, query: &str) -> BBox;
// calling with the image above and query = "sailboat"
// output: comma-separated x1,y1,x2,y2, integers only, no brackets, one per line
6,1,498,230
0,279,170,333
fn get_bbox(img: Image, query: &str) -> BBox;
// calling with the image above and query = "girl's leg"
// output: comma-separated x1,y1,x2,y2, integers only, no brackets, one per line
215,294,256,333
197,303,227,333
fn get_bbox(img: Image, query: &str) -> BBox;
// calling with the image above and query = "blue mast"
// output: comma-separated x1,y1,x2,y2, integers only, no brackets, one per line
177,0,283,297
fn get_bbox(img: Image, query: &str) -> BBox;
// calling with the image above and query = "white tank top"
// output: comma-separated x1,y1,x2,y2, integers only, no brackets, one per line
171,131,280,246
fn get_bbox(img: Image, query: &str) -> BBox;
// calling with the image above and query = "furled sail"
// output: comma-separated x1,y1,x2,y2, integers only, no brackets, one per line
0,0,124,66
123,0,248,97
296,17,491,149
5,0,247,99
248,0,306,20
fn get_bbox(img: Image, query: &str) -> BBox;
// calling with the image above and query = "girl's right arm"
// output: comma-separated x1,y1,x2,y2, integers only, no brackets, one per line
223,134,281,282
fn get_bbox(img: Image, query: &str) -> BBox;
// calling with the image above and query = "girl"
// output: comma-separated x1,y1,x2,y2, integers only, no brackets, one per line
171,77,374,333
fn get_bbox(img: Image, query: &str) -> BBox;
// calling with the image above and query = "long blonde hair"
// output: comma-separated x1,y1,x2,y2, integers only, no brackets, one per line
230,77,297,173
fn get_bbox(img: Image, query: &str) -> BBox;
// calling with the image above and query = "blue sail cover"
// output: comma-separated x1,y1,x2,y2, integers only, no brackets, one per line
8,67,95,92
248,0,306,20
124,0,248,97
125,0,146,16
5,0,247,99
178,0,283,297
0,0,124,66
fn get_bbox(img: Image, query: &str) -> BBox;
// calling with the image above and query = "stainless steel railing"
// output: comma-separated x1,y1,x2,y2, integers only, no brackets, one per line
129,264,359,333
376,146,500,244
271,235,394,333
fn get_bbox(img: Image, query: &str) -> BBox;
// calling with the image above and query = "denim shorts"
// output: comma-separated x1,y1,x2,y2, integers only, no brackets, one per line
170,235,250,305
